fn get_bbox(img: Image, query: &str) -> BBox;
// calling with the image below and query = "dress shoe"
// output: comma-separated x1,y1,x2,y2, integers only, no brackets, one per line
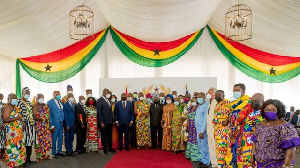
125,148,130,151
66,153,75,157
119,148,123,151
103,150,108,154
108,149,116,152
52,154,58,158
57,153,66,157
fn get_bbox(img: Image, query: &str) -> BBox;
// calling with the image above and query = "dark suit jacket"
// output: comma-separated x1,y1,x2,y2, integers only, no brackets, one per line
75,103,87,129
114,101,134,125
284,112,293,122
63,101,76,128
150,103,163,127
96,97,113,125
290,115,299,126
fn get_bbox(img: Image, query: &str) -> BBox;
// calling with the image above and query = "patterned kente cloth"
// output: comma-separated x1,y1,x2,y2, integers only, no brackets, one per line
35,104,52,160
162,103,175,151
3,106,26,168
224,95,250,168
252,122,300,168
85,106,99,152
185,104,202,161
17,99,37,146
136,100,151,147
172,103,186,152
180,101,190,143
212,99,231,168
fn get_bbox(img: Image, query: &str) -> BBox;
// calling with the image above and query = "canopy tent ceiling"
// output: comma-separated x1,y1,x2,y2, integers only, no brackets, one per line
0,0,299,59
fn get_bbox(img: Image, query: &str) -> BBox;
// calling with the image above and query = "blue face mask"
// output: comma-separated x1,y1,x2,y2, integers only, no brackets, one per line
11,99,18,106
197,98,204,104
24,94,30,99
233,92,242,99
56,95,61,100
174,101,180,106
147,98,151,103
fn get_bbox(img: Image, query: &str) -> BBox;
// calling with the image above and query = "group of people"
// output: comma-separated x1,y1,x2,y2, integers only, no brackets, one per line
0,83,299,168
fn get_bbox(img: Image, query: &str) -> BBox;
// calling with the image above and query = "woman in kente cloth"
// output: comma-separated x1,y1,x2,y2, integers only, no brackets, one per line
135,92,151,149
2,93,26,168
161,94,175,151
185,97,202,162
250,99,300,168
85,97,99,153
33,94,52,162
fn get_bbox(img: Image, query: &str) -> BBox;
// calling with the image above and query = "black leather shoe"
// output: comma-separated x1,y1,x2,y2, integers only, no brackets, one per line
66,153,75,157
57,153,66,157
52,154,58,158
103,150,108,154
119,148,123,151
108,149,116,152
125,148,130,151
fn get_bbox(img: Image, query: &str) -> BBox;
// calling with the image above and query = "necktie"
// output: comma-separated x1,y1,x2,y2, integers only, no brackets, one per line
57,100,62,110
123,101,126,110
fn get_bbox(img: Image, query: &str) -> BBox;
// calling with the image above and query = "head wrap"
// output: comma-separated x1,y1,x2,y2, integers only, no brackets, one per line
165,94,174,103
22,87,30,92
146,93,152,99
67,85,73,90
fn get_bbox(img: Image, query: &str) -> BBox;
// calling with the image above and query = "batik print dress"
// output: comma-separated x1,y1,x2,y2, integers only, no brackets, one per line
17,99,37,147
212,99,230,168
35,104,52,161
185,104,202,161
136,100,151,147
162,103,175,151
172,103,186,152
85,106,99,152
3,107,26,168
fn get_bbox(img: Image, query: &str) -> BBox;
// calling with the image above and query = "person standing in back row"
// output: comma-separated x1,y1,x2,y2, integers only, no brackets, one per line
97,88,116,154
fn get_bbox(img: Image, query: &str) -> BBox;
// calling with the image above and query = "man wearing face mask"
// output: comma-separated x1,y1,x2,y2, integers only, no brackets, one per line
96,88,116,154
75,96,87,154
172,97,187,154
150,96,163,149
114,93,134,151
212,90,231,168
48,91,65,158
86,89,93,99
172,91,178,99
159,92,165,105
205,87,218,168
62,85,76,104
63,93,76,157
17,87,36,164
224,83,251,168
2,93,26,168
195,92,210,167
127,93,137,148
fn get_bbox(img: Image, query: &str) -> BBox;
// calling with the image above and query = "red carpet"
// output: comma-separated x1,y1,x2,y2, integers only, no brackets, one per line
105,149,193,168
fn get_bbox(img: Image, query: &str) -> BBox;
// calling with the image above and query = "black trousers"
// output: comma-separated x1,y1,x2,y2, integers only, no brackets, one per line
118,124,129,149
76,127,87,153
151,126,163,148
129,122,137,147
100,124,113,151
26,146,32,161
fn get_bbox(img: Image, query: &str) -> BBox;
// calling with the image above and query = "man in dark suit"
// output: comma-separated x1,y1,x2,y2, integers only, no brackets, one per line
150,96,163,149
285,106,295,122
115,93,134,151
63,93,76,157
97,88,116,154
75,95,87,154
127,92,137,148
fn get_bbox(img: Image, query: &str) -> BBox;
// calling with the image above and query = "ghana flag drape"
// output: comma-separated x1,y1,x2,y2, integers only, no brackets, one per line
16,28,108,97
207,26,300,83
110,27,204,67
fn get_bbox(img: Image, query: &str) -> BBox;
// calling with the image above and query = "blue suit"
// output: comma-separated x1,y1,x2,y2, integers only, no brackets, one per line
48,99,64,155
114,100,134,149
63,101,76,154
195,101,210,165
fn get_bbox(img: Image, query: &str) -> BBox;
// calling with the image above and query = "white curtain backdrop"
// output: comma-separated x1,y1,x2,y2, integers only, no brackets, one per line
0,29,298,110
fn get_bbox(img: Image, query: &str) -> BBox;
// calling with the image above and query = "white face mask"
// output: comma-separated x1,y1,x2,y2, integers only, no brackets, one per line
172,95,177,98
111,98,116,102
87,93,92,97
180,99,184,103
67,91,73,94
127,97,133,102
68,97,74,102
106,94,111,99
139,97,144,101
191,102,197,106
166,100,172,104
38,98,44,104
159,97,164,101
206,94,211,100
80,99,86,104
